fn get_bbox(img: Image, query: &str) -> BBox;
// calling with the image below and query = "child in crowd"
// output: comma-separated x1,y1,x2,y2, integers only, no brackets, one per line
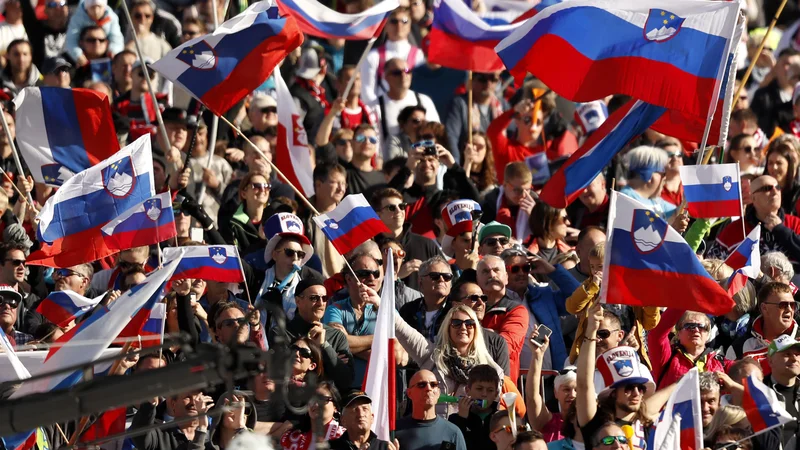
449,364,502,450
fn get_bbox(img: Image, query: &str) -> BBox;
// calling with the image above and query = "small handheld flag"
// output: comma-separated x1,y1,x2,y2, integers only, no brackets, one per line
101,191,177,250
313,194,390,256
679,163,742,219
742,373,794,432
163,245,245,283
725,225,761,297
35,290,103,327
277,0,398,40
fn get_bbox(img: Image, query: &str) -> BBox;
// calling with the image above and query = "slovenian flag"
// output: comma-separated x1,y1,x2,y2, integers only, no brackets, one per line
35,290,103,327
651,368,703,450
725,225,761,296
601,191,734,315
14,87,119,187
680,164,742,219
101,191,177,250
742,374,794,432
278,0,398,40
162,245,245,283
313,194,390,256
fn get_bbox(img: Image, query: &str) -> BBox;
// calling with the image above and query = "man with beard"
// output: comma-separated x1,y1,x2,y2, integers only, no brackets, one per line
131,390,215,450
330,391,399,450
396,369,467,450
477,256,529,384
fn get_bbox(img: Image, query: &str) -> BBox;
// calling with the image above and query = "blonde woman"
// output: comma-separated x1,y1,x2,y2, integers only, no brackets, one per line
704,405,748,442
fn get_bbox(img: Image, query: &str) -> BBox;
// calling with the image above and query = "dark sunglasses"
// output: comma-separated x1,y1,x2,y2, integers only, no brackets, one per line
735,145,755,154
507,263,531,274
282,248,306,260
0,297,19,308
55,268,86,279
754,184,779,194
596,329,619,339
475,75,500,83
355,269,381,280
427,272,453,282
623,384,646,394
681,322,709,332
414,381,439,389
482,237,509,247
251,182,271,191
4,258,24,267
298,294,325,303
597,436,629,446
314,395,334,405
119,260,144,271
496,425,527,435
450,318,476,329
84,37,107,43
714,442,741,450
763,300,797,310
291,345,313,359
461,294,488,304
216,318,245,329
381,203,407,213
354,134,378,144
133,12,153,19
261,106,277,114
389,17,410,25
387,68,410,77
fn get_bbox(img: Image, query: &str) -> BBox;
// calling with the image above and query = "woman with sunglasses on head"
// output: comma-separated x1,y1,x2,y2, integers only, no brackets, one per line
280,381,345,450
223,172,272,255
725,134,763,176
765,135,800,215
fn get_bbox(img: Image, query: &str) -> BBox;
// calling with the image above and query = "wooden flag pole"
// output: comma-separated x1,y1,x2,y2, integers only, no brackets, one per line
466,71,473,176
0,103,34,205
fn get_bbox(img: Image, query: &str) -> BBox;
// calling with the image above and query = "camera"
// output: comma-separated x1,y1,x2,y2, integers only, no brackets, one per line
422,145,437,157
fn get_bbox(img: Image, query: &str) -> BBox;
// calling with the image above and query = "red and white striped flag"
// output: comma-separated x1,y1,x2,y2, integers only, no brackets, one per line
273,67,315,197
363,249,396,440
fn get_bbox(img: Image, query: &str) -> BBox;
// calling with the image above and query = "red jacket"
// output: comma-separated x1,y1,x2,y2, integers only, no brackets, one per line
708,208,800,266
481,295,529,385
647,308,732,389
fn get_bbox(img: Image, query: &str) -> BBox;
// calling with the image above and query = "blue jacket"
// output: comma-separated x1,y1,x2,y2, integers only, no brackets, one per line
65,2,124,61
524,265,580,370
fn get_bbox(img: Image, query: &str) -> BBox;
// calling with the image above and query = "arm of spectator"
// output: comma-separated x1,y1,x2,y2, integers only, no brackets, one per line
548,265,582,315
64,13,87,62
576,303,602,427
174,284,200,347
106,10,125,55
321,329,355,392
644,381,676,417
684,219,713,252
394,313,435,367
646,307,682,382
130,400,162,450
565,278,598,314
486,109,515,160
444,97,465,160
322,303,374,354
525,331,553,431
20,0,42,50
315,98,345,147
768,221,800,262
638,306,661,331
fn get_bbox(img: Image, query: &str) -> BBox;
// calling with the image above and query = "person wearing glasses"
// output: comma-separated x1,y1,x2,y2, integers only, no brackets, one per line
655,137,685,207
223,172,272,254
395,369,467,450
316,122,385,196
724,134,763,176
19,0,68,68
590,424,631,450
764,334,800,447
124,0,171,62
91,245,149,292
112,58,169,131
399,256,454,342
477,222,512,257
279,381,346,450
0,284,32,348
288,337,324,386
0,242,38,334
64,0,123,68
488,410,527,450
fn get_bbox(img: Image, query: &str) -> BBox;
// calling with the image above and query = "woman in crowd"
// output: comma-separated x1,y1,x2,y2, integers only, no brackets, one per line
765,134,800,215
463,131,498,200
290,338,324,386
280,381,346,450
526,201,574,269
725,133,763,176
224,172,271,254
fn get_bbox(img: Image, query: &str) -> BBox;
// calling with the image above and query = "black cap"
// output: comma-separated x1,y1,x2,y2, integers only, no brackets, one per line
41,56,72,75
342,390,372,409
295,274,325,297
162,107,189,126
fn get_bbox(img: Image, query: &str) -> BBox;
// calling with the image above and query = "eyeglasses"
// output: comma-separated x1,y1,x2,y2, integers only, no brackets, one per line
426,272,453,282
623,384,646,394
381,202,407,213
387,68,410,77
735,145,756,154
4,259,24,267
413,381,439,389
291,345,313,359
681,322,709,332
495,425,527,435
714,442,742,450
411,140,436,150
506,263,531,274
216,318,245,329
54,268,86,279
389,17,410,25
763,301,797,310
450,318,476,329
334,138,349,146
298,294,326,303
753,184,779,194
482,237,509,247
133,12,153,19
354,269,380,280
315,395,334,405
46,0,66,6
118,260,144,271
596,329,619,339
251,182,271,191
461,294,488,304
597,436,629,446
475,75,500,83
282,248,307,260
84,37,107,44
354,134,378,144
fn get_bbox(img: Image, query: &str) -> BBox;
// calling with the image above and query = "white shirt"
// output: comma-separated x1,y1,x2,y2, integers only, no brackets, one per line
359,39,426,104
0,22,26,54
369,90,439,160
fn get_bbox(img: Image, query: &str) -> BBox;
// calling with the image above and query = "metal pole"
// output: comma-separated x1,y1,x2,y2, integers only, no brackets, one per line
0,104,34,205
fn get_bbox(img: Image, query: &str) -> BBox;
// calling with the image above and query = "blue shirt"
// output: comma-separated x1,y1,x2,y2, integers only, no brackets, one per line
323,297,377,387
620,186,677,218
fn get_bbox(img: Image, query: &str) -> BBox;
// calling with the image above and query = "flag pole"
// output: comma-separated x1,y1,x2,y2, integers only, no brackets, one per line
737,162,746,239
0,104,34,205
342,37,377,100
198,0,223,204
0,166,32,208
466,70,473,174
120,0,170,153
216,114,361,280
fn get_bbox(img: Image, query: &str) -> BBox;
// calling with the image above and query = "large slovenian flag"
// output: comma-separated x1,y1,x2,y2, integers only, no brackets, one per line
101,191,177,250
363,249,396,440
13,87,119,187
725,226,761,297
313,194,391,256
162,245,245,283
151,0,303,116
679,164,742,219
742,374,794,432
277,0,398,40
0,329,40,450
27,135,155,268
35,290,103,327
600,191,734,315
428,0,527,72
495,0,740,119
651,368,703,450
10,253,182,398
274,66,315,197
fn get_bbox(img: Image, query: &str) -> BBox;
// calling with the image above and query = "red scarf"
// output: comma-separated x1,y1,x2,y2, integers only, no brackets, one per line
295,78,330,114
339,100,375,130
791,120,800,138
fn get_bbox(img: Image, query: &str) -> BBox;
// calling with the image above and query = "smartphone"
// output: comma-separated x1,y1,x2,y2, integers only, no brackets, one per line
531,324,552,348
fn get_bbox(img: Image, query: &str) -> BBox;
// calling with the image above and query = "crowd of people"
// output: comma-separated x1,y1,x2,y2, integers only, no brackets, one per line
3,0,800,449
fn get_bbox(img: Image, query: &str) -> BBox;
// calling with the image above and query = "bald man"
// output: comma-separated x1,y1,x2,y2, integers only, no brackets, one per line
709,175,800,270
396,370,467,450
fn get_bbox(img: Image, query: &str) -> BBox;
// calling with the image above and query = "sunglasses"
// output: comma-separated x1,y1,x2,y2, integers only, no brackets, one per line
596,329,619,339
55,268,86,279
387,68,410,77
314,395,335,405
623,384,646,394
414,381,439,389
461,294,488,304
763,301,797,310
714,442,741,450
84,37,107,43
754,184,779,194
355,269,380,280
389,17,410,25
735,145,756,154
216,318,245,329
450,318,476,329
291,345,313,359
495,425,527,435
381,203,407,213
681,322,709,332
251,182,271,191
133,12,153,19
482,237,509,247
282,248,307,260
507,263,531,274
597,436,629,446
0,296,19,308
354,135,378,144
261,106,277,114
298,293,325,303
119,260,144,271
427,272,453,282
475,75,500,83
4,258,24,267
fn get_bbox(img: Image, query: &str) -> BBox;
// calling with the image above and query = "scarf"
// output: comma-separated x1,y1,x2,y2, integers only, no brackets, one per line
295,78,330,114
340,99,375,130
443,348,478,386
256,266,301,322
280,420,345,450
791,120,800,138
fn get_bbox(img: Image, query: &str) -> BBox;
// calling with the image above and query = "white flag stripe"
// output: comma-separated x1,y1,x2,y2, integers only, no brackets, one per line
679,163,739,186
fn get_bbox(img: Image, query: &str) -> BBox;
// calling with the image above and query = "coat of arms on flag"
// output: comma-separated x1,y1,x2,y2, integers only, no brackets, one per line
177,40,218,70
631,209,666,253
144,198,162,221
210,246,228,265
102,156,136,198
41,163,73,186
644,9,685,42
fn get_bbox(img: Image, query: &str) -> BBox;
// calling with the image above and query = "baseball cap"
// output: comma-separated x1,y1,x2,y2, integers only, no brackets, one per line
0,284,22,305
162,107,189,126
768,334,800,357
342,390,372,409
132,57,154,71
40,56,72,75
477,221,511,244
295,47,322,80
251,94,277,110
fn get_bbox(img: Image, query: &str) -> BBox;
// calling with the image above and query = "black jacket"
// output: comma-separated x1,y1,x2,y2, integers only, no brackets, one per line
330,431,390,450
130,401,215,450
448,402,500,450
20,0,66,67
751,80,795,137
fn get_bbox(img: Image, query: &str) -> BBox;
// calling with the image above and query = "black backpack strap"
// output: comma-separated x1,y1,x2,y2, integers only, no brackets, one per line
378,95,389,140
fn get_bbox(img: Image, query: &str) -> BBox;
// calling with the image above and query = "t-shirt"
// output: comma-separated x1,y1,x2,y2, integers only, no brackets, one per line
542,412,565,443
323,298,377,386
395,417,468,450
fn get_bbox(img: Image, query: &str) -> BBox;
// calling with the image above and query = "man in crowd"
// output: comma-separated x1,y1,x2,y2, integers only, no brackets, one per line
0,242,38,334
395,369,467,450
478,222,512,257
330,391,399,450
0,284,31,348
92,246,150,292
765,334,800,447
